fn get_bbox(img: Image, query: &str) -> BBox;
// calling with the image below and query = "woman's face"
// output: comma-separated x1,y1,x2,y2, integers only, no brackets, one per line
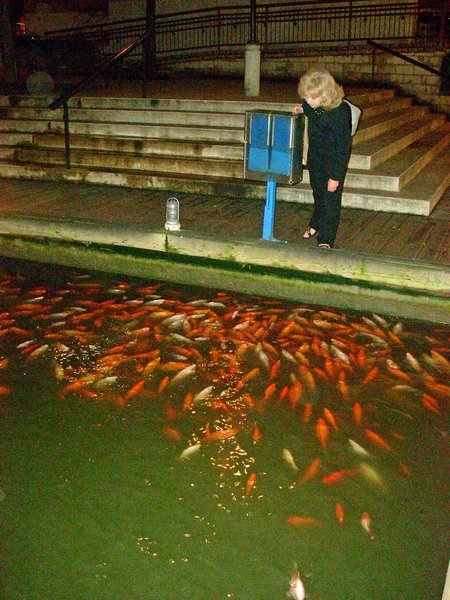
305,96,323,108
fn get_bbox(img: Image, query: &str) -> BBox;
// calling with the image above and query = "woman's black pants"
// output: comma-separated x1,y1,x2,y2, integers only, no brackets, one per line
307,159,344,248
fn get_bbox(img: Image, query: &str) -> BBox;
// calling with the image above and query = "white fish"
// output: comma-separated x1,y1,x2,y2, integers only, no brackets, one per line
281,349,297,364
178,443,201,460
287,570,305,600
359,462,386,490
349,439,371,456
168,364,196,388
27,344,49,359
16,339,36,349
161,314,186,330
144,298,165,305
372,313,389,329
392,322,403,335
405,352,422,373
193,385,214,405
330,344,350,364
282,449,299,472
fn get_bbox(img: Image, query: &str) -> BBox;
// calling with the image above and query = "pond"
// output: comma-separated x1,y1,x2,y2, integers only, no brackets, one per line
0,258,448,599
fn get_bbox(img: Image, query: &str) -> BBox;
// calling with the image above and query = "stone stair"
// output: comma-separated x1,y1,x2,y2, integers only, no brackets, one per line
0,88,448,215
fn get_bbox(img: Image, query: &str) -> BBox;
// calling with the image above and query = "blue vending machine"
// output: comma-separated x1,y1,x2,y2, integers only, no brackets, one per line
244,110,304,241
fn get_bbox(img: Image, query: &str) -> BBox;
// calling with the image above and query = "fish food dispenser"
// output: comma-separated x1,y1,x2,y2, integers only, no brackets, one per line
165,197,180,231
244,110,304,242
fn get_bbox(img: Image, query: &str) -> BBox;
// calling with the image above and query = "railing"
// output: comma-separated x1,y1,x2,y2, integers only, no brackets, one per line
44,0,449,70
48,29,154,169
368,39,450,87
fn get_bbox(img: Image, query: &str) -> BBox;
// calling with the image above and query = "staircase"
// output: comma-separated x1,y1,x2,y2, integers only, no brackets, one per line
0,88,448,215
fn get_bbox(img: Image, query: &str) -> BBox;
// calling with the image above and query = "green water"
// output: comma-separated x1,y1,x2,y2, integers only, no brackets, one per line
0,259,448,599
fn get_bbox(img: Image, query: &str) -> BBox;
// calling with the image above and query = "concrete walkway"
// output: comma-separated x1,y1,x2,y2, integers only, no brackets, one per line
0,77,448,322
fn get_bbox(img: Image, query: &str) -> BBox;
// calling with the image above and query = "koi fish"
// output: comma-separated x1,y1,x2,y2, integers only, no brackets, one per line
364,428,392,452
245,473,257,497
360,512,375,539
282,449,299,472
335,502,344,525
322,468,357,485
316,417,329,449
202,427,239,443
287,570,305,600
178,443,201,460
298,458,321,484
286,516,320,527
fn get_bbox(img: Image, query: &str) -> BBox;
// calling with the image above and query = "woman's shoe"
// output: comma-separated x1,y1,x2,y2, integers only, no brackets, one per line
302,227,317,240
318,243,331,249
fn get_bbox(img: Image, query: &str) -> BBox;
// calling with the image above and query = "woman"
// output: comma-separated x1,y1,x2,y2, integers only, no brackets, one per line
294,69,352,249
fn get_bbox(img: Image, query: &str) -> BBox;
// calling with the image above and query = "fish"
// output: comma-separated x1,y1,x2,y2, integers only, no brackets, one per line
286,516,320,526
245,473,257,497
287,569,306,600
322,468,357,485
178,443,201,460
298,458,321,485
349,439,371,456
192,385,214,405
335,502,344,525
202,427,239,443
359,462,386,490
361,512,375,539
282,448,299,472
364,429,393,452
316,417,329,449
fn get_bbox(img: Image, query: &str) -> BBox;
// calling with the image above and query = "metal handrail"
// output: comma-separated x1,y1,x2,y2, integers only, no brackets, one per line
48,27,154,169
368,39,449,87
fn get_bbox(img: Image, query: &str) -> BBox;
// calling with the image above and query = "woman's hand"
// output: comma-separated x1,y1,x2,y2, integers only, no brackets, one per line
293,105,304,115
327,179,339,192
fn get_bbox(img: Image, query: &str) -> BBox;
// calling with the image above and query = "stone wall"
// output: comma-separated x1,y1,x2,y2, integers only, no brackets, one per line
165,49,449,114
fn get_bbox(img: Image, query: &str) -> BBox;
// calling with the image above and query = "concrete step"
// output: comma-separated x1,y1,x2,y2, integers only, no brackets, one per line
4,106,247,129
358,96,412,119
14,146,245,179
0,132,34,146
14,124,449,191
0,88,395,112
353,106,429,144
0,148,447,215
32,133,244,161
350,113,446,169
347,125,450,192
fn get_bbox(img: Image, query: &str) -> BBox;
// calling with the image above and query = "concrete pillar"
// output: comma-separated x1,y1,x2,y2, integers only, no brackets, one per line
244,43,261,97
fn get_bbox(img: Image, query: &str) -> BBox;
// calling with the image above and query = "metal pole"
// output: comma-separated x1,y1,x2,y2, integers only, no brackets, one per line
371,47,377,88
249,0,257,43
63,101,71,169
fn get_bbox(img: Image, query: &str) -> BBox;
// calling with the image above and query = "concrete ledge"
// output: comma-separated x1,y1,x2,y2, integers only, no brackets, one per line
0,234,448,324
0,215,448,323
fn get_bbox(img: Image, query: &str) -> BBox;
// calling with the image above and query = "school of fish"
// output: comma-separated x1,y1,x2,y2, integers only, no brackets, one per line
0,266,448,597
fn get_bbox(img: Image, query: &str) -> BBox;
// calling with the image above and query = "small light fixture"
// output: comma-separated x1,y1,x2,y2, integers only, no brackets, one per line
165,197,180,231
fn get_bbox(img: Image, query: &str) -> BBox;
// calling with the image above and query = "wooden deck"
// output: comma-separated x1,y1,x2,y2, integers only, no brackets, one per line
0,177,448,265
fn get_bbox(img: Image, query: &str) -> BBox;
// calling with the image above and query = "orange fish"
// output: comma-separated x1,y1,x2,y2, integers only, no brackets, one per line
362,366,379,385
322,468,357,485
337,371,349,400
269,359,281,381
236,367,260,390
124,379,146,401
323,407,338,430
303,403,312,423
252,423,262,442
264,382,277,402
316,418,329,449
158,375,170,394
324,358,335,380
164,426,181,441
288,381,302,408
298,458,321,484
352,402,363,426
202,427,239,443
335,502,344,526
360,512,375,539
245,473,257,497
0,385,12,395
364,428,392,452
421,393,441,415
286,516,320,527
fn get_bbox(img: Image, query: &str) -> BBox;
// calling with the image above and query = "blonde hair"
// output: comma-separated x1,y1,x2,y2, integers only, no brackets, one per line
297,68,344,110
